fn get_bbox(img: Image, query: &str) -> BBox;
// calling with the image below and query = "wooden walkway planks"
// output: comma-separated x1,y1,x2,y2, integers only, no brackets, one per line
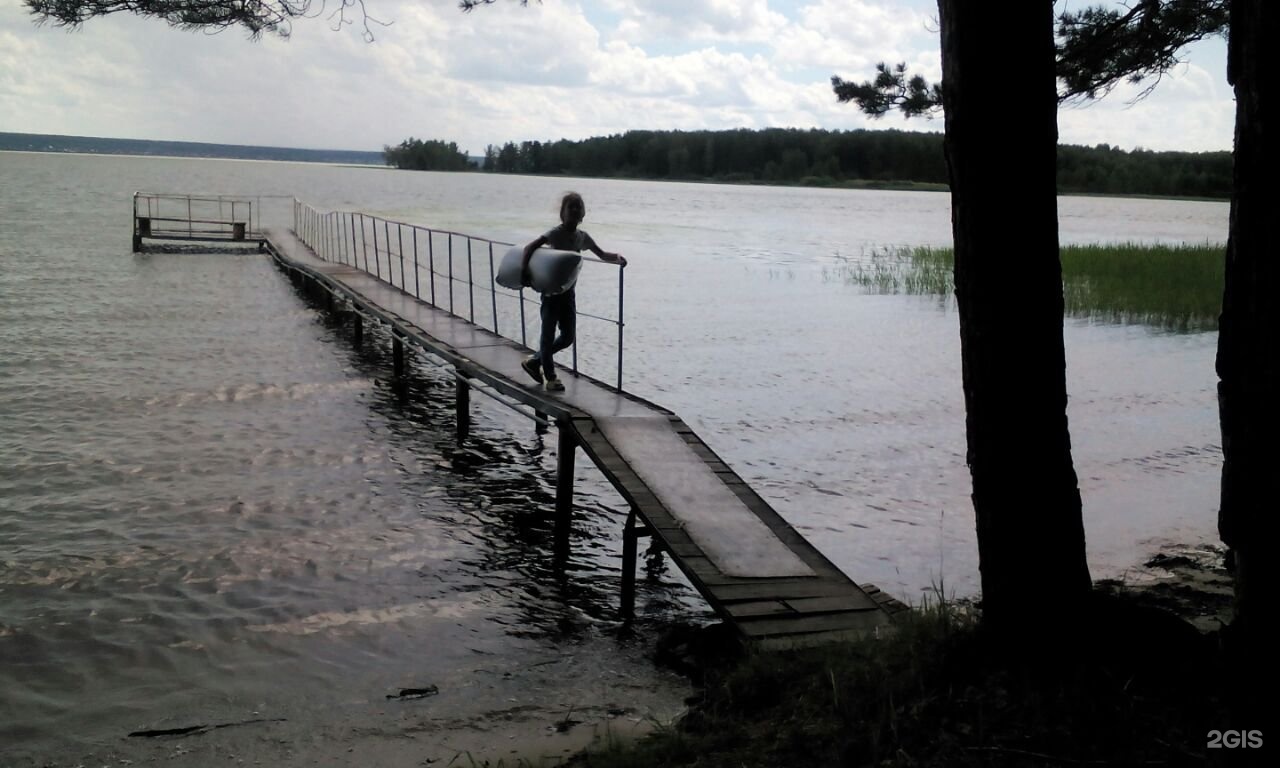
264,227,903,647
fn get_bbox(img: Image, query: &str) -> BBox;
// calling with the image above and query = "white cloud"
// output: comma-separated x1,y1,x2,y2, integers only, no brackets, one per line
0,0,1234,153
772,0,938,74
604,0,787,44
1057,59,1234,151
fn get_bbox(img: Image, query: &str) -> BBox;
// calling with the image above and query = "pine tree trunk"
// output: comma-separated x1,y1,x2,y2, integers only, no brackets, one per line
937,0,1092,635
1218,0,1276,715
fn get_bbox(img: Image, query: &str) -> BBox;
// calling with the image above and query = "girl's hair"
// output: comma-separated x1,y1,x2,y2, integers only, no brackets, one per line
559,191,585,223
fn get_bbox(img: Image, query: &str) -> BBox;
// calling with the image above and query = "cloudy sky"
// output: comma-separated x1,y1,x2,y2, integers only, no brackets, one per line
0,0,1234,154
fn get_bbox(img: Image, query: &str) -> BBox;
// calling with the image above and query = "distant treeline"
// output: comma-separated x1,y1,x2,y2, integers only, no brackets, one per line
0,132,384,165
381,138,472,172
383,127,1232,199
1056,143,1230,198
476,128,946,187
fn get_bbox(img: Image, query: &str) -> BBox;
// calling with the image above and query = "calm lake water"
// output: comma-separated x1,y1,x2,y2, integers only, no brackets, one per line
0,151,1228,764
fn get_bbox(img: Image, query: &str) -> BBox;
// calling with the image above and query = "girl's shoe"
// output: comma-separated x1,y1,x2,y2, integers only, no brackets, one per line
544,377,565,392
521,356,543,383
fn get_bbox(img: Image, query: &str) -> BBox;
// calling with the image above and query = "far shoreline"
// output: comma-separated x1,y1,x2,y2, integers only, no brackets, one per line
1,147,1232,201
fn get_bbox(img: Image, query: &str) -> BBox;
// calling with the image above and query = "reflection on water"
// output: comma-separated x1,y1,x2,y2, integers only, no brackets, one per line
0,152,1229,763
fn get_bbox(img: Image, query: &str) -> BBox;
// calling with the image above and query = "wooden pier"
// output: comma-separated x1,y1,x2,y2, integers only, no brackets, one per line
132,192,269,252
258,221,904,648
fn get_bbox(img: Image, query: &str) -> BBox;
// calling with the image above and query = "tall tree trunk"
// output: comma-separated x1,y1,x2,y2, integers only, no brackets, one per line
937,0,1091,636
1218,0,1275,719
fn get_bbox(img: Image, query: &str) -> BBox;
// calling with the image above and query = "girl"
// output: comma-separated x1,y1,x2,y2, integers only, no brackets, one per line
520,192,625,391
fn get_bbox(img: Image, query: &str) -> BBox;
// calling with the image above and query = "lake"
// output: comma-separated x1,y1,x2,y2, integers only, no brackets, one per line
0,151,1229,764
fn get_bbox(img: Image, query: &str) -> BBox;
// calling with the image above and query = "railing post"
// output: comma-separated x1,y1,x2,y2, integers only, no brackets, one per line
383,220,392,286
555,422,576,560
467,238,476,323
448,235,455,315
519,289,527,348
338,214,346,265
618,265,626,391
345,214,352,266
350,214,359,270
397,224,406,292
359,215,369,273
413,228,421,299
488,242,498,336
428,231,436,306
372,217,382,280
131,193,141,252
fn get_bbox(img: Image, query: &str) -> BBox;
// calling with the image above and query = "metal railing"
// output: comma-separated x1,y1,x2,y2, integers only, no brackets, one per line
292,199,627,391
132,193,270,245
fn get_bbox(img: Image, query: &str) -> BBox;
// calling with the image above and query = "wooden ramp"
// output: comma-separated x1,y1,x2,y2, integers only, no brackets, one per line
264,227,905,648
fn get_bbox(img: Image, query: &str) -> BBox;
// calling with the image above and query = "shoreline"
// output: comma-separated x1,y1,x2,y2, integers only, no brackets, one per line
1095,542,1233,633
554,542,1238,767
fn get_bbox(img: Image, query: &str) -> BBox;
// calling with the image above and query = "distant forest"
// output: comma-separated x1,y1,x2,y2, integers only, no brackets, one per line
1,132,384,166
383,128,1232,199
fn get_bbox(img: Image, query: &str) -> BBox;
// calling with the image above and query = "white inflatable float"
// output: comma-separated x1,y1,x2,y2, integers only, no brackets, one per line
495,245,583,295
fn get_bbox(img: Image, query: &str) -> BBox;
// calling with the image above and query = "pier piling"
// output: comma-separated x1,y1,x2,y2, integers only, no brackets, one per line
555,424,576,560
455,378,471,442
393,338,405,378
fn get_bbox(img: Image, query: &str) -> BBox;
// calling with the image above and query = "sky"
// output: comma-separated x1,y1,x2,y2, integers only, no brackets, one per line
0,0,1235,154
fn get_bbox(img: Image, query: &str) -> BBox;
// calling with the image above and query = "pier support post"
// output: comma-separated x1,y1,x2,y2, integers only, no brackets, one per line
455,377,471,442
352,314,363,346
555,423,576,560
621,508,638,619
393,337,405,378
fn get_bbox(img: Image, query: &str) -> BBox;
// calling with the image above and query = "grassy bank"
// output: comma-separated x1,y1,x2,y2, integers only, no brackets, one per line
832,242,1225,332
571,589,1238,767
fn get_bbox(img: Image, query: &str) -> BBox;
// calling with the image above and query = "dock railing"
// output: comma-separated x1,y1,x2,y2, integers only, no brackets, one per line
132,193,269,250
292,199,627,391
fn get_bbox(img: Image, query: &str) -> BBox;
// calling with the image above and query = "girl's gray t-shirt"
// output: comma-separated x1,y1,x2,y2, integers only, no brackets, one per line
543,225,596,253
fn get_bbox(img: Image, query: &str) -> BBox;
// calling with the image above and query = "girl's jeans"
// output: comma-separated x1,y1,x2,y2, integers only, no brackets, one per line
532,289,576,379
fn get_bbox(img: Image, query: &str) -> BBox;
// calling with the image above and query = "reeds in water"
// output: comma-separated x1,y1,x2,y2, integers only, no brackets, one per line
832,242,1224,332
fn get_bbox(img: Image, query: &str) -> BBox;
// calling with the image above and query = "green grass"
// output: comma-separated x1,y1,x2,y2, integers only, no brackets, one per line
832,242,1225,332
1059,242,1224,331
571,593,1230,768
